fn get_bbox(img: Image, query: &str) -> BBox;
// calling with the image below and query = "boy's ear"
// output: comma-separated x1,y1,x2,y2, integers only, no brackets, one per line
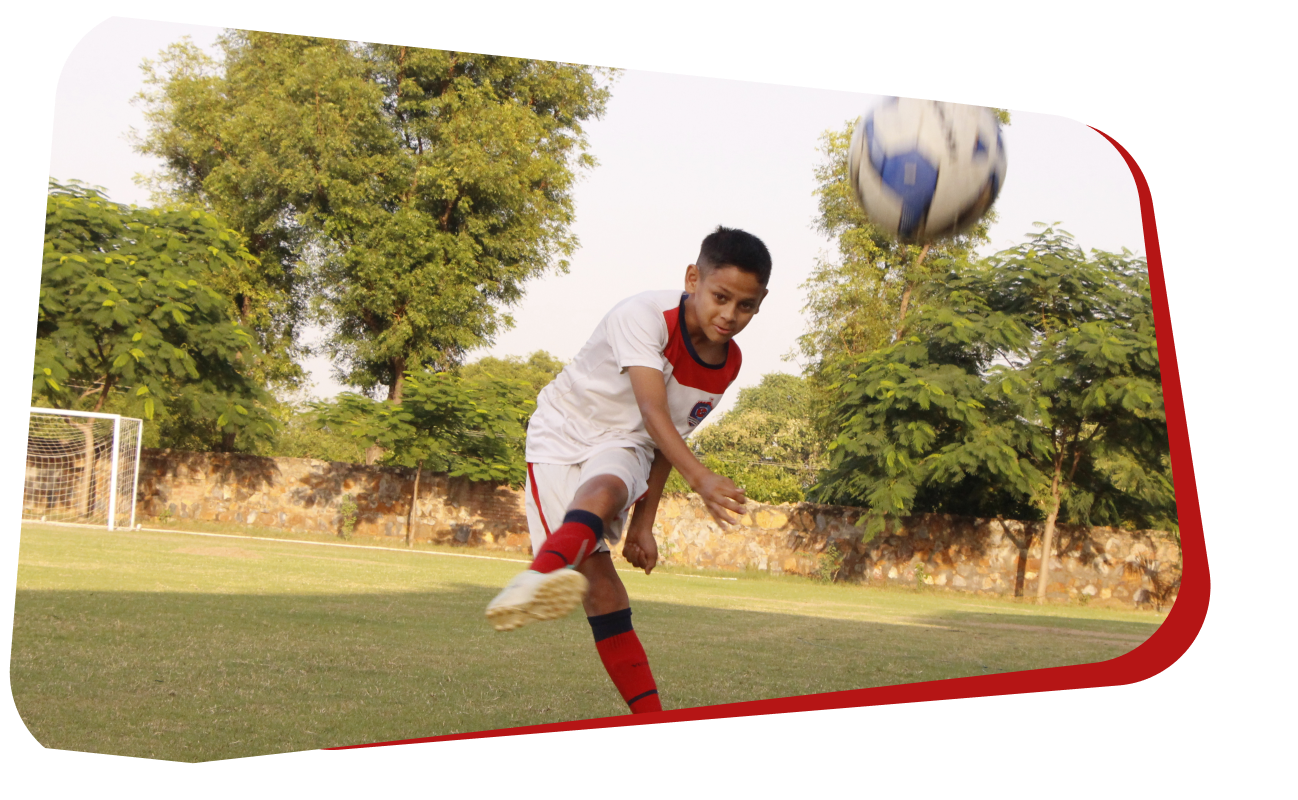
684,263,700,293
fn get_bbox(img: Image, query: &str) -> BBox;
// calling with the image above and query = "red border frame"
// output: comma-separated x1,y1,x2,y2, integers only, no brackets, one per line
328,127,1210,752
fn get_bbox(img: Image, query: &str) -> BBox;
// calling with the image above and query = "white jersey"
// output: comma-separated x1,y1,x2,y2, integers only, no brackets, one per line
526,290,743,465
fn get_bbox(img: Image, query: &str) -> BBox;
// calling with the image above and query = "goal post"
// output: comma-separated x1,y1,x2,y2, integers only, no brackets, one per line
24,408,144,531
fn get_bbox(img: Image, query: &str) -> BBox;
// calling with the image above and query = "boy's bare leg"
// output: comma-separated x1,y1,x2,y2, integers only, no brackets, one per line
577,551,630,616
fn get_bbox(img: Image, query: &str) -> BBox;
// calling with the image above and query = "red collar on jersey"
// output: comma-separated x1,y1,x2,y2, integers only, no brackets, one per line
662,294,742,393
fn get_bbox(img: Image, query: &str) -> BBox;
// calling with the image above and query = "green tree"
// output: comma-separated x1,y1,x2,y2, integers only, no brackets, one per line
36,181,275,450
798,109,1012,430
665,373,825,504
460,350,564,444
134,37,330,392
458,350,565,399
136,32,616,403
311,370,535,485
256,398,370,464
812,226,1173,600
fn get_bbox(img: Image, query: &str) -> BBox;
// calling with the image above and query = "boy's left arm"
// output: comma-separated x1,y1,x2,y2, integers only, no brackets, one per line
622,449,673,574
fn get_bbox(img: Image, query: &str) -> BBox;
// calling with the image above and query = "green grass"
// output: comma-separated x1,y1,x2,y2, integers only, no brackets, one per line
11,522,1165,762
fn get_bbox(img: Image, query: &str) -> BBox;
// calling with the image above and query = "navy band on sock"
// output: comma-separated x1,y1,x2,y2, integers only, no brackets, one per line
541,549,572,566
587,607,633,642
627,689,659,707
563,509,605,540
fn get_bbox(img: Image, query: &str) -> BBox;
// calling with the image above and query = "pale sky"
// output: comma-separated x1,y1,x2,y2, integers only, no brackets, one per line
49,17,1147,416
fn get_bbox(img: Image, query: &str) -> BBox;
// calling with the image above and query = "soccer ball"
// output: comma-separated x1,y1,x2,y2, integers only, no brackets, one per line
847,98,1007,243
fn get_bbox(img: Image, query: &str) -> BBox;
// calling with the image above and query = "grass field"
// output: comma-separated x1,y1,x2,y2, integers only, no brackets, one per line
10,522,1166,762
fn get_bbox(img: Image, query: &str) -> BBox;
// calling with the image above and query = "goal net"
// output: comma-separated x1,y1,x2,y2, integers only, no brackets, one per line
24,408,143,530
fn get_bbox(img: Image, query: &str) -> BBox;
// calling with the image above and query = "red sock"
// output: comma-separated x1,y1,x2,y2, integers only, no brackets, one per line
589,608,661,713
529,510,602,573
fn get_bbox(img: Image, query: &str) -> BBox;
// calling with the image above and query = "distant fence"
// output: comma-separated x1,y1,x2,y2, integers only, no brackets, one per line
136,449,1180,608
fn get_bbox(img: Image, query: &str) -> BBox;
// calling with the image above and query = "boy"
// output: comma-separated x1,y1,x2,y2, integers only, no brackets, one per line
485,225,771,715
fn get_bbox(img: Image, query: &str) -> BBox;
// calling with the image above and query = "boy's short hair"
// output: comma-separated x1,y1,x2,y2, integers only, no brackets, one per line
697,226,772,285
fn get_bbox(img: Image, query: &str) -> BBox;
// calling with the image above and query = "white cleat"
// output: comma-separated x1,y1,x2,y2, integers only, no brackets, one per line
486,569,589,632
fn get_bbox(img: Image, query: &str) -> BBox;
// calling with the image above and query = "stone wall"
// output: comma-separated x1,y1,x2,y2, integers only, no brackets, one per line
138,450,532,551
137,450,1180,608
654,496,1180,607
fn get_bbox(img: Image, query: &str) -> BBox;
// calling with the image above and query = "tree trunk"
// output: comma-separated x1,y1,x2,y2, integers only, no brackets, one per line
374,357,407,464
92,375,115,413
895,281,915,342
1035,457,1064,604
406,461,422,547
894,244,929,341
388,356,406,404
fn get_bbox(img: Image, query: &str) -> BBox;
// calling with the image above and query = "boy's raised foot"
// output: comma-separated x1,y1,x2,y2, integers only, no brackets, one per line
486,569,589,632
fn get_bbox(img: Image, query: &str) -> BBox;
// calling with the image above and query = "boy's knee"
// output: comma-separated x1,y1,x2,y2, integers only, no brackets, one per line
573,474,629,520
590,473,629,504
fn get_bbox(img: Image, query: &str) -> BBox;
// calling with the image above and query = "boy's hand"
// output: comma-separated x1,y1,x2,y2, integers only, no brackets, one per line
622,525,659,574
693,471,747,528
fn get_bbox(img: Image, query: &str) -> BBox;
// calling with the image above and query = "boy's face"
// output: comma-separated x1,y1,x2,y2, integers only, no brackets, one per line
684,263,768,345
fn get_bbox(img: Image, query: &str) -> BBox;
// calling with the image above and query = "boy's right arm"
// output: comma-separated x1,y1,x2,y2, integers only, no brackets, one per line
625,366,747,527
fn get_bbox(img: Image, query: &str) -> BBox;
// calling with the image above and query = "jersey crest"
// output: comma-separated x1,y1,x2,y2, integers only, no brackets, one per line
688,401,713,427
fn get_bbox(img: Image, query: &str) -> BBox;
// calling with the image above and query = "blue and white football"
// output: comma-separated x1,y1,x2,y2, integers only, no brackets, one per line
848,98,1007,243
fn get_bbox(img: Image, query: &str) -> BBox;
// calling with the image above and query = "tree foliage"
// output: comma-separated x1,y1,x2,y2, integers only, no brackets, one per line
36,181,275,449
797,117,1002,396
134,38,321,391
666,373,825,504
457,350,564,400
253,398,371,464
812,227,1174,588
258,350,563,465
136,32,616,402
311,370,536,485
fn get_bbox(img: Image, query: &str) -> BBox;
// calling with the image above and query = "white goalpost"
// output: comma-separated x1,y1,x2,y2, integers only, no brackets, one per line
24,408,144,531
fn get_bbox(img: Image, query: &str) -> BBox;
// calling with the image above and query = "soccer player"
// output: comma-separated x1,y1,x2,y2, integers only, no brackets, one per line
485,225,771,714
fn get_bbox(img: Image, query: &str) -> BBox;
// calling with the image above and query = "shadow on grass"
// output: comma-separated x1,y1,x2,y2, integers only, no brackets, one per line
917,607,1163,638
10,583,1160,763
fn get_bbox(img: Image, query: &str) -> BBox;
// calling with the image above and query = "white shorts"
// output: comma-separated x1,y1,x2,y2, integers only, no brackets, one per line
523,447,653,555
